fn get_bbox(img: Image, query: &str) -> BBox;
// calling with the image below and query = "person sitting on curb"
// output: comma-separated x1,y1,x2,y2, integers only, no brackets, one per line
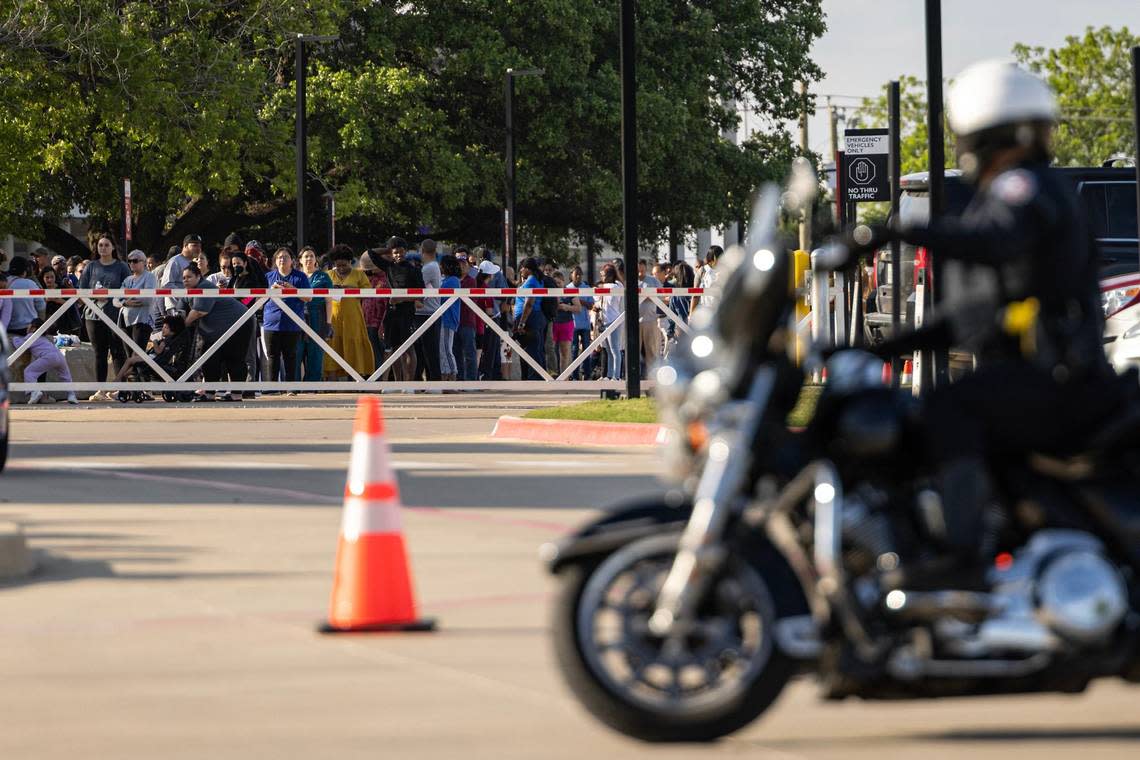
14,318,78,405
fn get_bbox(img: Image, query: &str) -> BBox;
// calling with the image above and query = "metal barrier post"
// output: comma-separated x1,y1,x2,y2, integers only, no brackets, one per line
912,267,926,397
832,270,846,347
809,250,832,351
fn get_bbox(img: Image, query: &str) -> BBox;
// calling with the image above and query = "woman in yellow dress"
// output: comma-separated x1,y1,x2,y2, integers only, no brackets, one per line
324,245,375,379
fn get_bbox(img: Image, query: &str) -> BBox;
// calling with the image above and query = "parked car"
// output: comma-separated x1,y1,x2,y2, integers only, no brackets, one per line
0,323,9,473
1056,163,1139,279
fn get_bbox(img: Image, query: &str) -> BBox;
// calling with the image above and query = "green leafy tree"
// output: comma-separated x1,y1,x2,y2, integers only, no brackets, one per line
1013,25,1139,167
1,0,826,259
299,0,825,249
0,0,351,257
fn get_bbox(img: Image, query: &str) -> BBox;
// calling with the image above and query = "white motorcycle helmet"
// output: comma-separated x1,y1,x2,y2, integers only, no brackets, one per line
947,60,1059,178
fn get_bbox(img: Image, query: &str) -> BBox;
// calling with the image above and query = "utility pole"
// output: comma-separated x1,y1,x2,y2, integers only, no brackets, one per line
295,37,307,252
924,0,949,385
798,82,812,251
293,33,338,253
828,98,840,171
889,80,903,385
620,0,640,399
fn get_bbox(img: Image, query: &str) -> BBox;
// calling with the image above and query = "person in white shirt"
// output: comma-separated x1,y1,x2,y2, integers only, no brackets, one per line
596,264,625,380
691,245,722,314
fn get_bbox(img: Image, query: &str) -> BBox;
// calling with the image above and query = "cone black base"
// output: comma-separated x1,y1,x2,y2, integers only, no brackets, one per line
317,618,437,634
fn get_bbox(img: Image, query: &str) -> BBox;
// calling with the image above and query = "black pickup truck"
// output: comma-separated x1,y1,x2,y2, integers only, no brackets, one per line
865,164,1139,345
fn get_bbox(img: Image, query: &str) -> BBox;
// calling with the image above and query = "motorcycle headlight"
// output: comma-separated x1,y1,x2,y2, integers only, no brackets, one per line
1101,284,1140,317
1123,320,1140,340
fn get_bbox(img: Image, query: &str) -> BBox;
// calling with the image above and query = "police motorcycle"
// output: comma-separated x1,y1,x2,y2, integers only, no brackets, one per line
544,162,1140,742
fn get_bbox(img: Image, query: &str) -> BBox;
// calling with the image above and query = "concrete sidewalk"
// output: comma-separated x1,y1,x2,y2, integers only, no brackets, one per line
1,402,1137,759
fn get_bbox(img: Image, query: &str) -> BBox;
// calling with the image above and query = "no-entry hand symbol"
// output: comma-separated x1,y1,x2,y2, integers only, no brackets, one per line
850,157,875,185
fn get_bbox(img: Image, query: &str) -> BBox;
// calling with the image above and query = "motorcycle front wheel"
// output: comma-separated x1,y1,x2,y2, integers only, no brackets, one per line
552,534,795,742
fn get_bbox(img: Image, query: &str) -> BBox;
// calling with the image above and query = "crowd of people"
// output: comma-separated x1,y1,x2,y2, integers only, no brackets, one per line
0,233,725,400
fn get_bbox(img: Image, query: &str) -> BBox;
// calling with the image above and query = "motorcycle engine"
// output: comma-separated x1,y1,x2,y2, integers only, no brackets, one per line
1036,545,1129,643
948,531,1131,656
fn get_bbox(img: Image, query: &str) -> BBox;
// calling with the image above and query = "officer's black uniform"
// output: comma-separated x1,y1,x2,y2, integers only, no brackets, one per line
883,159,1124,561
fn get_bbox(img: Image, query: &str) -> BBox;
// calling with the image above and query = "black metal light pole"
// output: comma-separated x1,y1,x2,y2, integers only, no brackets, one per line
620,0,640,399
1132,46,1140,257
294,34,338,253
504,68,543,273
889,80,902,385
923,0,949,385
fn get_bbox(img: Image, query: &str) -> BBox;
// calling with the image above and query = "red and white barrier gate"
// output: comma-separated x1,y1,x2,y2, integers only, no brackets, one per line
1,286,702,393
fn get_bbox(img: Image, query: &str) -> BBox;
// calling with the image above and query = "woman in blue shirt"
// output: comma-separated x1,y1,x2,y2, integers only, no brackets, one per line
263,247,311,387
511,257,548,379
438,255,462,382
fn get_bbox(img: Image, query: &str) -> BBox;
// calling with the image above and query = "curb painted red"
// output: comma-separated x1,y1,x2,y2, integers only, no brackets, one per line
491,416,668,447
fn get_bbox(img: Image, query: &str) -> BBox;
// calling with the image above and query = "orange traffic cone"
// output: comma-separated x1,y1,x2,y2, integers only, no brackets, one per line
319,397,435,633
900,359,913,386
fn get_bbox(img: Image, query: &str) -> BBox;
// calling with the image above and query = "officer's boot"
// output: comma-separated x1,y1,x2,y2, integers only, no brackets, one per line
882,457,992,592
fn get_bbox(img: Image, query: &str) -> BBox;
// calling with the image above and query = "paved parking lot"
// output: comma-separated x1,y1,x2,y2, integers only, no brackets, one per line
1,397,1137,758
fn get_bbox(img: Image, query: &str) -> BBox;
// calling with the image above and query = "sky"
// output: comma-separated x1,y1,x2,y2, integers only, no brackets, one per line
797,0,1140,160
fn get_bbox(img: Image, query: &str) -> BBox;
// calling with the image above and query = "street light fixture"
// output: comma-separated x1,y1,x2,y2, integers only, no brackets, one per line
294,33,339,252
504,67,544,272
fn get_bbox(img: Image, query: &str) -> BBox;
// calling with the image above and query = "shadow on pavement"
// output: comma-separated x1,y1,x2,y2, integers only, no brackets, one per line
759,725,1140,751
932,727,1140,742
3,464,661,509
0,549,301,590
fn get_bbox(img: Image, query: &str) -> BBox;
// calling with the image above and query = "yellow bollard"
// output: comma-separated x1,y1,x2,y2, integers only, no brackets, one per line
792,250,810,364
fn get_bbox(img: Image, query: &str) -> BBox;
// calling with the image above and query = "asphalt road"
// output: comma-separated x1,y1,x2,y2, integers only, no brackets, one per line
1,395,1137,759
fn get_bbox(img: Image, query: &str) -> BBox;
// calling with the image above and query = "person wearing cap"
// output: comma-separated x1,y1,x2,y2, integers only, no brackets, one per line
476,259,508,380
78,233,132,400
845,60,1129,585
114,249,159,351
227,248,269,390
161,234,201,312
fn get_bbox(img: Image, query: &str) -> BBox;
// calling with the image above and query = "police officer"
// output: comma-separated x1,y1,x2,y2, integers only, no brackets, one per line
852,60,1125,585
